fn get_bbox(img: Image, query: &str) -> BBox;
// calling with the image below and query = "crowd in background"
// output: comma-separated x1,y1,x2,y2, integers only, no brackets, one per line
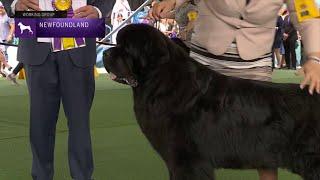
273,6,304,70
109,0,197,42
109,0,304,71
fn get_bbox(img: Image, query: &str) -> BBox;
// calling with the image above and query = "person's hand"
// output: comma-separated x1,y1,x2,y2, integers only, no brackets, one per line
15,0,41,11
149,0,176,20
283,33,289,41
297,59,320,94
74,5,99,18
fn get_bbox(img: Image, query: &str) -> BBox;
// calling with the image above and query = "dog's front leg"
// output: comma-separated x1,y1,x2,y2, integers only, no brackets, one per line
169,163,215,180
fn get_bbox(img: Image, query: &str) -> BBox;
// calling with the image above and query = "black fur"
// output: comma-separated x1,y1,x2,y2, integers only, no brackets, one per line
103,24,320,180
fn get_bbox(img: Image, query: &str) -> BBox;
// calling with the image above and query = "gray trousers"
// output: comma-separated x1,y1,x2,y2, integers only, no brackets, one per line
25,51,95,180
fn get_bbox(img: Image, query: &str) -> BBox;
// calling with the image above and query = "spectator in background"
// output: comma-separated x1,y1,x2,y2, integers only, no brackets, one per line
278,9,291,69
295,31,302,69
273,7,286,68
0,1,14,76
283,10,298,70
279,39,286,68
0,2,13,44
116,13,124,24
111,10,125,43
132,6,152,25
175,0,198,41
111,0,131,43
152,0,198,41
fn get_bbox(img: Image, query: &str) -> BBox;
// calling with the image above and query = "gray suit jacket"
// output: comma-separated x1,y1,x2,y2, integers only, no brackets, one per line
14,0,116,67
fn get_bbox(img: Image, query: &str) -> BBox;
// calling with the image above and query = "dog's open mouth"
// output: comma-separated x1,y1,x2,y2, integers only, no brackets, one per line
108,72,138,87
109,72,117,80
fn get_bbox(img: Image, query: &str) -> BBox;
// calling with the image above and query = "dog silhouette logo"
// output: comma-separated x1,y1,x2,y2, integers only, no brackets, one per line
17,22,34,34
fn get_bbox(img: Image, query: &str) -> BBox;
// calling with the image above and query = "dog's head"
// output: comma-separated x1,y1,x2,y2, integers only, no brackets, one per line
103,24,175,87
103,46,139,87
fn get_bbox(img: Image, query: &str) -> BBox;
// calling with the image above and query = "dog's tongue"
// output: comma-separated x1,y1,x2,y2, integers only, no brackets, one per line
109,73,117,80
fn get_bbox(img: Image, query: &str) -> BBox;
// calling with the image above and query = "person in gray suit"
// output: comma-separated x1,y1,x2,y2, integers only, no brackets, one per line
9,0,115,179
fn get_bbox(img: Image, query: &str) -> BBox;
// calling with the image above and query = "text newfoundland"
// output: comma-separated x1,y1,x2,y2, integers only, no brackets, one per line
39,22,90,28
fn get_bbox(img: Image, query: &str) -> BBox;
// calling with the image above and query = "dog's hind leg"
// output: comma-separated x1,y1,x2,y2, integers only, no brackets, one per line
169,162,215,180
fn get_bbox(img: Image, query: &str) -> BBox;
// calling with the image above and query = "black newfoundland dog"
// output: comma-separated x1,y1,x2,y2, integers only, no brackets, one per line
103,24,320,180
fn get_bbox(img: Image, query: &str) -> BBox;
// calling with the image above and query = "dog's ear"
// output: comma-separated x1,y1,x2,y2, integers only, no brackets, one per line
116,24,171,70
144,37,171,67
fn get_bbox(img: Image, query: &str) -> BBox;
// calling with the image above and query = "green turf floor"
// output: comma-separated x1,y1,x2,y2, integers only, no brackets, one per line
0,70,304,180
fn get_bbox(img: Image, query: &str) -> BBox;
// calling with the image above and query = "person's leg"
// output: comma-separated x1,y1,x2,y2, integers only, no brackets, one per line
256,50,278,179
57,51,95,180
0,51,7,69
0,51,5,63
0,62,4,77
279,43,286,68
0,50,12,69
279,56,286,68
283,40,291,69
258,169,278,180
25,54,61,180
274,48,282,68
289,38,297,70
300,42,306,66
12,62,24,75
271,49,275,69
295,41,301,67
7,62,24,85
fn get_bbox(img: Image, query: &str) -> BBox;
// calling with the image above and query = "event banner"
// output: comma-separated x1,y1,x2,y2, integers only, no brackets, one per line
15,18,105,38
